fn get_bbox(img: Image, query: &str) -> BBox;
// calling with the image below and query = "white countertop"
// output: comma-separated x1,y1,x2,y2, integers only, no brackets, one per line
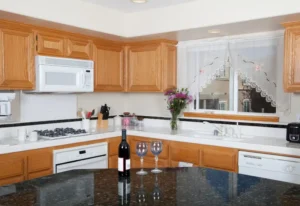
0,127,299,156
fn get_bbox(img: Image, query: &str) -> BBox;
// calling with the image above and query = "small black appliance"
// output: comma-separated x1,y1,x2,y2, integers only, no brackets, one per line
287,123,300,143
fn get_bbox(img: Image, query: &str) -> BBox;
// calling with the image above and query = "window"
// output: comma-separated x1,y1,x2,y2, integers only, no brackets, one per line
181,31,291,116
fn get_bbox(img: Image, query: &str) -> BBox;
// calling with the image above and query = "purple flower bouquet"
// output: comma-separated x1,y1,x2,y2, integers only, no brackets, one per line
164,88,193,131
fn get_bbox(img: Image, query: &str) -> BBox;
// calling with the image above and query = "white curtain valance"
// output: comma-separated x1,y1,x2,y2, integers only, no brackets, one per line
182,31,290,114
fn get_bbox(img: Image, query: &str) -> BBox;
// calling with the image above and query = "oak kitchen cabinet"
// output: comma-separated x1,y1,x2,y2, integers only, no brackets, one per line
283,21,300,92
35,31,92,60
169,141,200,167
93,41,125,92
126,40,177,92
200,145,238,172
129,136,169,169
0,21,35,90
0,148,52,186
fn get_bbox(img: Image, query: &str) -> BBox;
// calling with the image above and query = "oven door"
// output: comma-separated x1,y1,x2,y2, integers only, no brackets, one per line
55,156,108,173
38,65,86,92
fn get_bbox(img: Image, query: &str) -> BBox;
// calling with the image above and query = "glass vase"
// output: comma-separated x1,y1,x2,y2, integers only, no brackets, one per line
170,114,179,131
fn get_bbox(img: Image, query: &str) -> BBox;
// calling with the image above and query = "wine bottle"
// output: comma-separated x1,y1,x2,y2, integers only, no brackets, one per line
118,129,130,177
118,176,131,205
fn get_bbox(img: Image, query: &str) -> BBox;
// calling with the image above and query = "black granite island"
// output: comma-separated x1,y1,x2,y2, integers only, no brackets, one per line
0,167,300,206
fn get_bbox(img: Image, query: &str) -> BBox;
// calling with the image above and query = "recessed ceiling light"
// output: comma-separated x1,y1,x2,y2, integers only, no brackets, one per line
208,29,221,34
131,0,148,3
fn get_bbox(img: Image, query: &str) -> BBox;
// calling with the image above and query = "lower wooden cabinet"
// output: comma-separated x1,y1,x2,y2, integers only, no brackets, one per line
0,135,239,186
109,155,118,169
169,142,200,167
0,152,25,186
131,155,168,168
27,148,53,180
200,146,238,172
129,136,169,159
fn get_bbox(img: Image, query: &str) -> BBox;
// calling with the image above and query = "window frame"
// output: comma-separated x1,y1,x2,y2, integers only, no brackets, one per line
189,65,279,119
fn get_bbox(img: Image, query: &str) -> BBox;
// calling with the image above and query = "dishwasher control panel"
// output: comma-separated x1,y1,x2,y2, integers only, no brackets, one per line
239,151,300,176
54,142,108,165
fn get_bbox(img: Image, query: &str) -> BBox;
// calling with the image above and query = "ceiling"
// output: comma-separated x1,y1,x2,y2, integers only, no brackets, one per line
83,0,198,13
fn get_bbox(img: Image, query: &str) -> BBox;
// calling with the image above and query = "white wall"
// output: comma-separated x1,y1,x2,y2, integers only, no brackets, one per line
1,0,299,38
125,0,300,37
77,93,170,117
0,0,125,36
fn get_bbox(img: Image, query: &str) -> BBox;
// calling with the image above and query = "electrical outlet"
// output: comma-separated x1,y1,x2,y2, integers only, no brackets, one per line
297,114,300,122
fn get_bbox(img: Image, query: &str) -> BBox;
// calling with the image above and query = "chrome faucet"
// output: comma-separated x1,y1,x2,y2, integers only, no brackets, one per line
203,121,240,138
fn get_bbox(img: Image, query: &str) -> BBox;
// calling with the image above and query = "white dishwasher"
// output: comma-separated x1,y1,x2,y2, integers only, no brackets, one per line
239,151,300,184
53,142,108,173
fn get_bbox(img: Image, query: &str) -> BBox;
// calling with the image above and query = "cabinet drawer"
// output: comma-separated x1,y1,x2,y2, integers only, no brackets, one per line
170,142,200,166
131,155,168,168
0,156,25,180
130,138,169,159
27,149,52,173
200,146,238,172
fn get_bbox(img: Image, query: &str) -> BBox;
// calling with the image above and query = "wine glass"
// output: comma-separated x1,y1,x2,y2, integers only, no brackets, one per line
151,141,163,173
152,174,162,202
136,142,148,175
136,175,147,203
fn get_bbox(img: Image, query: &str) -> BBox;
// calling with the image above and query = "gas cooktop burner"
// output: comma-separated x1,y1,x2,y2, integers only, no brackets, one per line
37,128,88,140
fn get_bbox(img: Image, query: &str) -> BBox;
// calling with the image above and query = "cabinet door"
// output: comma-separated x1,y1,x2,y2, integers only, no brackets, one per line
0,28,35,90
109,155,118,169
27,148,53,180
162,44,177,91
131,155,168,168
200,146,238,172
36,31,64,57
169,142,200,167
109,137,121,156
130,137,169,159
0,153,25,186
93,43,125,91
65,37,92,59
284,25,300,92
127,44,162,91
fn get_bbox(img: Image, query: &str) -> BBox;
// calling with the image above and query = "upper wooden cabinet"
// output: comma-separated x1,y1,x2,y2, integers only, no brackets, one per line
162,43,177,91
126,40,177,92
93,41,125,91
283,22,300,92
36,31,92,60
0,25,35,90
65,37,92,59
127,43,162,91
36,31,65,57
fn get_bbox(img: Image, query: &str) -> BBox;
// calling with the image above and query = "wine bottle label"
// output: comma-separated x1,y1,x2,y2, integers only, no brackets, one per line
118,182,123,196
118,158,124,172
126,183,131,194
126,159,130,170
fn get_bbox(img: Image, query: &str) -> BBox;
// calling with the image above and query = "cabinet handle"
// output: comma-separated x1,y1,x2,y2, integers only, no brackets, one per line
79,150,86,154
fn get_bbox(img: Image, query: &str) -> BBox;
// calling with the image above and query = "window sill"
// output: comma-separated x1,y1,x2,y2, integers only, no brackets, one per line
183,112,279,123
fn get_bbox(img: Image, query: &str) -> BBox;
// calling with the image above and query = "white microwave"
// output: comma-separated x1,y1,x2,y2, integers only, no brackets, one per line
31,56,94,93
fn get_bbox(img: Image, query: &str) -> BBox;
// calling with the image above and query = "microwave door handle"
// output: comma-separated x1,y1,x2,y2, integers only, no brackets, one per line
82,72,85,88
